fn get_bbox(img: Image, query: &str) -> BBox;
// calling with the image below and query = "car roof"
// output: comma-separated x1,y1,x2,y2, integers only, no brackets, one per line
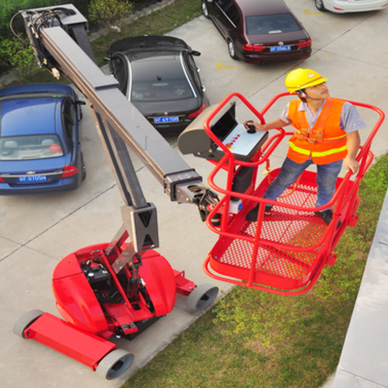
0,95,61,137
108,35,190,56
234,0,291,16
128,50,187,81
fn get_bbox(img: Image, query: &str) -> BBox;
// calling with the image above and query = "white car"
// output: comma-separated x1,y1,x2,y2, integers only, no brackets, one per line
314,0,388,13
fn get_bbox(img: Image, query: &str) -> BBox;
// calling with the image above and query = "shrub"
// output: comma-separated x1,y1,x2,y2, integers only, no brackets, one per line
0,37,37,82
0,0,61,76
0,0,60,36
88,0,134,29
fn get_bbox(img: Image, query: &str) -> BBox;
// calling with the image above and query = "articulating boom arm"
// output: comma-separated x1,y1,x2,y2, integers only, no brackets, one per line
18,4,217,272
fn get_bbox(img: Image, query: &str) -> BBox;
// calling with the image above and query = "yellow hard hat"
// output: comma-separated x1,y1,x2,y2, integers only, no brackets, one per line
285,68,327,93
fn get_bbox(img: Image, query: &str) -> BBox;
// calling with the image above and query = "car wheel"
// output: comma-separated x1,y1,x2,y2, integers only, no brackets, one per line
201,1,210,18
81,155,86,180
227,40,237,60
315,0,326,11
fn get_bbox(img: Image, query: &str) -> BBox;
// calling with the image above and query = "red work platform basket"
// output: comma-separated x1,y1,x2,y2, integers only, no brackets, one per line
203,92,385,295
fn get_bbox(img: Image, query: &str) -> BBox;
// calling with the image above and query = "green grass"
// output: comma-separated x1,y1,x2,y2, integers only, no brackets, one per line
121,153,388,388
90,0,203,65
4,0,202,84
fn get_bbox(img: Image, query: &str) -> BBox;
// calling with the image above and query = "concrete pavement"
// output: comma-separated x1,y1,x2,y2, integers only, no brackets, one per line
1,0,387,387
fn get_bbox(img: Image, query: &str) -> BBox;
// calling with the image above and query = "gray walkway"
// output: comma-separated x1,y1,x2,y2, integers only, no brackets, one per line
332,190,388,387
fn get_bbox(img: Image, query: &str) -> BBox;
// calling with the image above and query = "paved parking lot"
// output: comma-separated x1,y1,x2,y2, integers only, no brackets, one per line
1,1,387,387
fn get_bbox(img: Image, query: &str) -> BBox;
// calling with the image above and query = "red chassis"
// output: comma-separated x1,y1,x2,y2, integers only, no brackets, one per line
14,242,218,379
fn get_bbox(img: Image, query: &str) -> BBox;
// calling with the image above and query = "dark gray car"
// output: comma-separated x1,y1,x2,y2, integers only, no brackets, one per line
202,0,311,63
106,35,209,135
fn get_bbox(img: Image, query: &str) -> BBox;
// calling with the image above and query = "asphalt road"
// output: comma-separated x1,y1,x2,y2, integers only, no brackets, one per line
1,1,387,387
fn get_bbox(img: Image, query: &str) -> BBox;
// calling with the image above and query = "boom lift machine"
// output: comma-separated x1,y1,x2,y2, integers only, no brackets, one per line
11,3,385,380
12,5,219,380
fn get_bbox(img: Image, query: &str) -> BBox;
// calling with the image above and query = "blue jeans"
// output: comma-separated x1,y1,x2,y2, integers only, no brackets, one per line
263,157,343,208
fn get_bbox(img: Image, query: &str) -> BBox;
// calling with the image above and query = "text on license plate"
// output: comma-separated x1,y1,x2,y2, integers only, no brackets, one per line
153,116,179,124
270,45,291,52
18,175,47,183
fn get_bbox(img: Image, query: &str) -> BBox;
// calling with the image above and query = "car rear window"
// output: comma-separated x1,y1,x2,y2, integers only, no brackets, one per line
0,134,64,161
130,54,195,102
245,13,301,35
132,79,194,102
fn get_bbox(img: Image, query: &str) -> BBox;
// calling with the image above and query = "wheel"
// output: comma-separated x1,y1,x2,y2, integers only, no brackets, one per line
201,1,210,18
95,349,134,380
13,309,44,338
315,0,326,11
227,39,237,60
186,283,219,312
81,159,86,180
82,165,87,180
80,152,86,180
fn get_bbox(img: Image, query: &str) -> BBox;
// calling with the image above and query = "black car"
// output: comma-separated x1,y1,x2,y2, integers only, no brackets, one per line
106,35,209,135
202,0,311,64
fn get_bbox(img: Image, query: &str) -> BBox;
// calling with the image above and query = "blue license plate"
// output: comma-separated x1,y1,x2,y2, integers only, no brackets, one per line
18,175,47,183
270,45,291,52
153,116,179,124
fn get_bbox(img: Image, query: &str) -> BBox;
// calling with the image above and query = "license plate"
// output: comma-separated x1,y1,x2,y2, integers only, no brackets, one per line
270,45,291,52
18,175,47,183
153,116,179,124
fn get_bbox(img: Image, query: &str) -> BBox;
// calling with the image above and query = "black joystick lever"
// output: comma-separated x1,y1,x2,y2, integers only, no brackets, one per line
246,120,256,134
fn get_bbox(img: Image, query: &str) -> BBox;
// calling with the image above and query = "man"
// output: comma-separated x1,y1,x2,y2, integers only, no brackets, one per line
245,68,365,224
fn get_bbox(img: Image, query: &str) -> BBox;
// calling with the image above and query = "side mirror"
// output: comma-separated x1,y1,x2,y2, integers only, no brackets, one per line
191,50,201,57
75,100,86,106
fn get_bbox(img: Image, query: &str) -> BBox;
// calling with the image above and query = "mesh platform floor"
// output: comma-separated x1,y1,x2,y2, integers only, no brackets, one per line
211,182,332,282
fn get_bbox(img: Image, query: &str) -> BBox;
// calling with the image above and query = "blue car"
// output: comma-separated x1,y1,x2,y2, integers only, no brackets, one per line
0,83,86,195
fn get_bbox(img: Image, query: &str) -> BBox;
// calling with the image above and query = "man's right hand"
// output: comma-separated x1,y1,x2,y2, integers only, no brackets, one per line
244,120,266,132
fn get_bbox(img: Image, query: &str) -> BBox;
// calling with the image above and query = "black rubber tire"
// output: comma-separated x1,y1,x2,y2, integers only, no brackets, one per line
315,0,326,11
227,39,238,60
13,309,44,338
201,1,210,18
186,283,219,311
95,349,134,380
81,154,86,180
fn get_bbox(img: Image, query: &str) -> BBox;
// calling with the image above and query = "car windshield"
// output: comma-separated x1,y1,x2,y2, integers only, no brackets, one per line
245,13,301,35
130,54,195,102
0,134,64,161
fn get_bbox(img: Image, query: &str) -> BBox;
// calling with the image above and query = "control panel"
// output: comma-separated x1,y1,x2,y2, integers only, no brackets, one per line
217,123,267,159
178,102,268,162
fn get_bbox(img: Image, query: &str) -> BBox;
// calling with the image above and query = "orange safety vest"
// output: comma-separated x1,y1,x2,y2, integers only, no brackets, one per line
287,97,348,165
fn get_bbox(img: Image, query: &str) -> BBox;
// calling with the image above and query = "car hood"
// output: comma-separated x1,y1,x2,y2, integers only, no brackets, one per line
247,30,308,45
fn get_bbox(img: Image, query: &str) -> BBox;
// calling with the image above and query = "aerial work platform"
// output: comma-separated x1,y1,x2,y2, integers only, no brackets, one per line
179,92,385,295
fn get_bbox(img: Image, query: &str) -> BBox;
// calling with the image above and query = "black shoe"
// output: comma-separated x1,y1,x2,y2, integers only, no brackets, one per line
246,203,272,222
314,209,333,225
